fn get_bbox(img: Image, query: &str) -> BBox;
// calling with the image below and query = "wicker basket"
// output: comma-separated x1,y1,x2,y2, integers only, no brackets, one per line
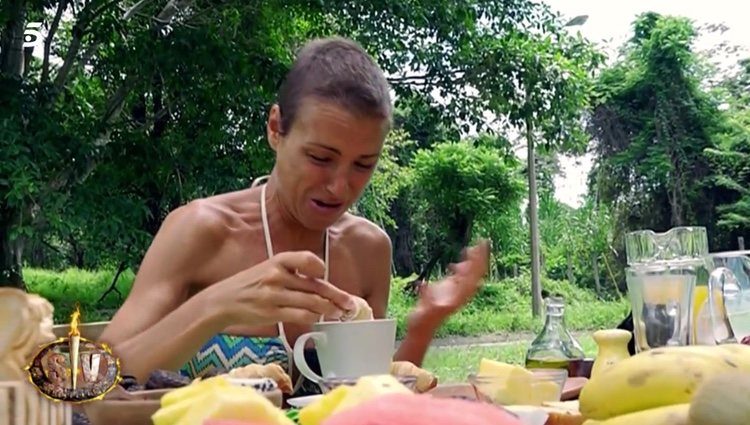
0,381,72,425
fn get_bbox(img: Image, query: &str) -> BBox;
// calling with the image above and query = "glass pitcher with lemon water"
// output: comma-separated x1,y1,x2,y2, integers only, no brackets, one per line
625,227,710,351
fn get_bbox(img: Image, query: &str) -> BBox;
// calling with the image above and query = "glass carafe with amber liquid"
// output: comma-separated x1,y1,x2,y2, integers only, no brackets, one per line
525,296,585,375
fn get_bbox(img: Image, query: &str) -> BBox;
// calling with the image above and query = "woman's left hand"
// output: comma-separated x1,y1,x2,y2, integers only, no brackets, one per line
411,239,491,324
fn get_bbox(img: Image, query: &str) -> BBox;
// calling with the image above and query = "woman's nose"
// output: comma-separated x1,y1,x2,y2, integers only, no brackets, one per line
325,172,349,198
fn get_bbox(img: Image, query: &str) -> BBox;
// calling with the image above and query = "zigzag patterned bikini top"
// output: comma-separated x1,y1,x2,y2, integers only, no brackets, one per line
179,176,329,396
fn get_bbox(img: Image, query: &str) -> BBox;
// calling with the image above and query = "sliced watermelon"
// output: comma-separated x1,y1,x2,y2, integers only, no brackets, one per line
322,393,523,425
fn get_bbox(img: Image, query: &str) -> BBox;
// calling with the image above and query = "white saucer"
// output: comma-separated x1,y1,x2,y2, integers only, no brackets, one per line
286,394,322,408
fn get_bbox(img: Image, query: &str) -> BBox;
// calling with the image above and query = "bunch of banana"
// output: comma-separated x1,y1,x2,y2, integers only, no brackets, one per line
578,343,750,424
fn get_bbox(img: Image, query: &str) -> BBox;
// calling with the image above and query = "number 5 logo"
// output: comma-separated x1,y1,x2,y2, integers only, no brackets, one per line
24,22,44,50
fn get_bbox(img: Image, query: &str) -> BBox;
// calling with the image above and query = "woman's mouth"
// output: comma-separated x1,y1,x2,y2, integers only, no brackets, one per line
312,199,343,210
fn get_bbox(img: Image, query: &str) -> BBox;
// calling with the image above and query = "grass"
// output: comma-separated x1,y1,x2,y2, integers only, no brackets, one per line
23,267,630,339
423,335,599,383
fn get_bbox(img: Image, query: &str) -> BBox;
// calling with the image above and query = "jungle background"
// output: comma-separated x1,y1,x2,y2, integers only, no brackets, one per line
2,0,749,345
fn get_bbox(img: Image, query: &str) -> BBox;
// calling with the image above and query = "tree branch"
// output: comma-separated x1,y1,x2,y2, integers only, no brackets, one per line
46,0,197,193
42,0,68,84
53,0,122,92
122,0,153,20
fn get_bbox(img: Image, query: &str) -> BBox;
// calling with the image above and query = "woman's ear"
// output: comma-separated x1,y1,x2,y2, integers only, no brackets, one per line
267,104,283,152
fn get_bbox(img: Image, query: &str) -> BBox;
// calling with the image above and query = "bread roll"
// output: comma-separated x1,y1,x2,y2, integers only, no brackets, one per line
340,295,374,321
390,361,438,393
226,363,293,394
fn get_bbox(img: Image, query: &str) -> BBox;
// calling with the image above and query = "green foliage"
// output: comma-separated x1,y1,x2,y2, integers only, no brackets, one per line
587,12,729,259
540,195,619,292
704,62,750,234
407,140,525,267
351,130,415,230
1,0,603,287
410,141,524,223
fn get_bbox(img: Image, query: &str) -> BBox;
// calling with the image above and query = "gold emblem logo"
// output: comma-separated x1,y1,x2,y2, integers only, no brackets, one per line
25,304,121,403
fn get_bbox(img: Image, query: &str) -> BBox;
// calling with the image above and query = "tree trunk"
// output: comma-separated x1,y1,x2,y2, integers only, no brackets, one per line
389,195,416,276
592,252,601,295
0,0,26,77
0,206,26,290
566,251,575,285
526,117,543,317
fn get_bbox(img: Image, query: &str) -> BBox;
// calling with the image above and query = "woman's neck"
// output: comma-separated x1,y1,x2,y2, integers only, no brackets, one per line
261,172,327,254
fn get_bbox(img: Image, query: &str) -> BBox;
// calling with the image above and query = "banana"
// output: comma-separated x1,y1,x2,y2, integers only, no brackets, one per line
658,344,750,372
715,343,750,370
581,403,689,425
579,346,740,420
688,372,750,425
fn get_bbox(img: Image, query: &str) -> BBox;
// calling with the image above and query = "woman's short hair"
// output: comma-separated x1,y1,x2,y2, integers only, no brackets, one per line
276,37,393,134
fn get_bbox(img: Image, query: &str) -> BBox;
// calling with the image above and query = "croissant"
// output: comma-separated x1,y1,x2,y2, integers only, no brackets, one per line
226,363,293,394
0,289,64,425
390,361,438,393
340,295,374,322
0,288,54,381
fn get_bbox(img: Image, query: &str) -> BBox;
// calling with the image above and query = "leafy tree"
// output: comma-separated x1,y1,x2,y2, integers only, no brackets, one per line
351,129,414,231
704,60,750,237
476,27,604,316
407,140,525,291
587,12,727,256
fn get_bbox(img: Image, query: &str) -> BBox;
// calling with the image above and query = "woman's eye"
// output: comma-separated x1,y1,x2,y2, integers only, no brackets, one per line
355,163,375,170
309,154,330,163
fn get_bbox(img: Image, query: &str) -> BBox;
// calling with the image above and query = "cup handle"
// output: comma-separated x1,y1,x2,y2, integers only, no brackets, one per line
707,267,738,343
293,331,325,384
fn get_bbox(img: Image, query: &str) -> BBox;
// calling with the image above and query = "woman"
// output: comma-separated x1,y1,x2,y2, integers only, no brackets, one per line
99,36,490,396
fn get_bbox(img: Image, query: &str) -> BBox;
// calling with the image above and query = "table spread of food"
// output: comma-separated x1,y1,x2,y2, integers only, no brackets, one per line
87,341,750,425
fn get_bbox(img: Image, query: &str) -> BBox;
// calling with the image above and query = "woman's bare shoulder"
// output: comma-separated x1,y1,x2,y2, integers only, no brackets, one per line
335,213,392,255
165,188,259,241
166,200,229,240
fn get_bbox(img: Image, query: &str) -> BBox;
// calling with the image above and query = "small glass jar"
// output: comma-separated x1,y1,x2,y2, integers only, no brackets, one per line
524,296,585,374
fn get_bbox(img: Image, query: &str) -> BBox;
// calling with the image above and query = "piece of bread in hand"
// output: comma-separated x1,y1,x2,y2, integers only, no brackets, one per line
390,361,438,393
226,363,293,394
340,295,374,321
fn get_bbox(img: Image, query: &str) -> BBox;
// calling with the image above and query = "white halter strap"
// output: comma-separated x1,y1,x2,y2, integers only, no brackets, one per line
254,177,329,281
251,175,329,394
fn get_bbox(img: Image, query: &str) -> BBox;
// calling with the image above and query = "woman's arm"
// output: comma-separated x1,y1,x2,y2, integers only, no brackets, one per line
364,233,490,367
99,203,230,382
362,230,441,367
392,311,441,367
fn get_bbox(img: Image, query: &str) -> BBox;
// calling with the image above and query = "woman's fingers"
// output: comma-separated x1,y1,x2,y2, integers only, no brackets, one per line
273,251,326,279
268,271,353,319
274,306,327,324
281,273,355,313
271,251,356,313
454,240,491,279
273,288,344,320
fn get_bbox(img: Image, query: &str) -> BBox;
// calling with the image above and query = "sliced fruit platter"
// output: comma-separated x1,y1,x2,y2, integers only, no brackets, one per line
83,342,750,425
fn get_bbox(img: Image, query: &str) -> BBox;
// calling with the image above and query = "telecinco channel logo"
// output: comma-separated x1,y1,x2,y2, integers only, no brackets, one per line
24,22,44,50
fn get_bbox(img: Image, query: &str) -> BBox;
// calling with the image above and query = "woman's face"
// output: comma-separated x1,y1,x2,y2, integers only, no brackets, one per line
268,97,388,230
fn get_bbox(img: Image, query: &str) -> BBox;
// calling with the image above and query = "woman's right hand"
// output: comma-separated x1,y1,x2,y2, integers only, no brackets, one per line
205,251,355,327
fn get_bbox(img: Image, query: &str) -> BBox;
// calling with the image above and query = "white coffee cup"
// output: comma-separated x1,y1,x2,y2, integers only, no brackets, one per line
292,319,396,384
